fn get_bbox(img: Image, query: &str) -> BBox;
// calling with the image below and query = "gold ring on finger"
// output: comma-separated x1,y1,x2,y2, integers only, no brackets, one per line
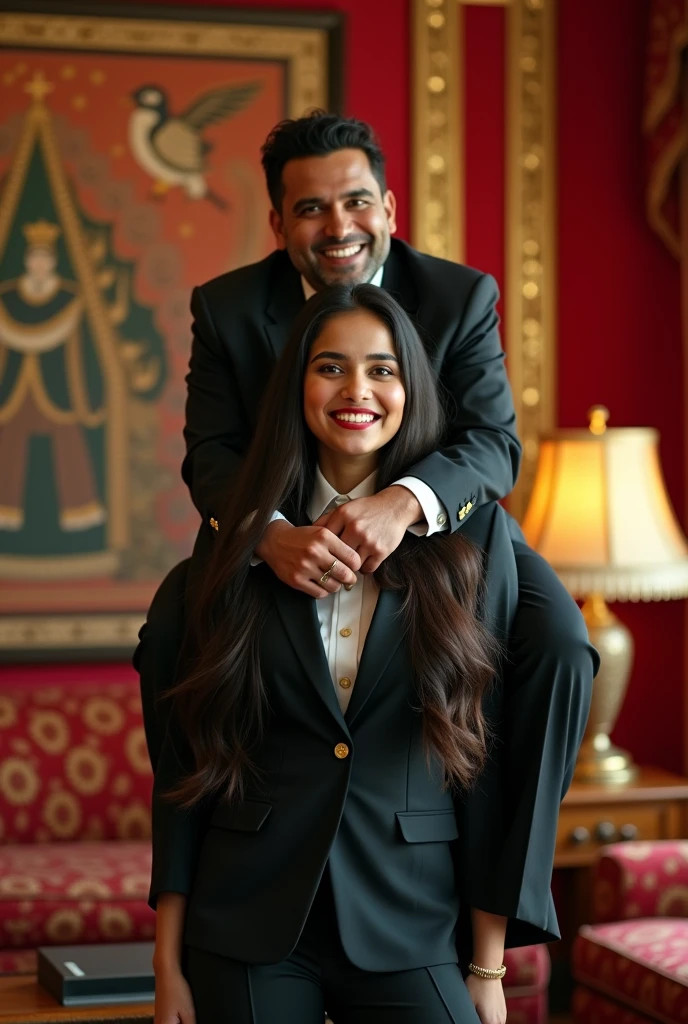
318,559,338,586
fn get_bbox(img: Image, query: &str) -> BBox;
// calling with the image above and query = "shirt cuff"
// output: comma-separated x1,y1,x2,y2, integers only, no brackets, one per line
393,477,449,537
250,510,289,566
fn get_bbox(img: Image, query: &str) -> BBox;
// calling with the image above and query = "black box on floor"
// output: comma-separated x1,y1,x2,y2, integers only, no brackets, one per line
37,942,155,1006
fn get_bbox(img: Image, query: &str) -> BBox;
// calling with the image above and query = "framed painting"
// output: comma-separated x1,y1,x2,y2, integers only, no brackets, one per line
0,3,343,658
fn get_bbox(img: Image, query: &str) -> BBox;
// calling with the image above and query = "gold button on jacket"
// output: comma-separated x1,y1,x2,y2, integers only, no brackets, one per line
334,742,350,759
339,677,352,689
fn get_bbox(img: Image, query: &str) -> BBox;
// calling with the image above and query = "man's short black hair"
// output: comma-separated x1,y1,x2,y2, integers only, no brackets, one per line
261,110,387,212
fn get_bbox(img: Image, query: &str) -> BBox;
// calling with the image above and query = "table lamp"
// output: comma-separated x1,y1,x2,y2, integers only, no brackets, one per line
521,406,688,784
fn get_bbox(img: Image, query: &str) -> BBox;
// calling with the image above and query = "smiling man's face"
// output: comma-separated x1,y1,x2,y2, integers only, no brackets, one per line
269,148,397,292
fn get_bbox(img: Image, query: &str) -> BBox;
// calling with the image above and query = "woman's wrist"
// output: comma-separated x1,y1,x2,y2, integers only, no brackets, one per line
470,951,505,972
153,951,183,976
469,907,507,974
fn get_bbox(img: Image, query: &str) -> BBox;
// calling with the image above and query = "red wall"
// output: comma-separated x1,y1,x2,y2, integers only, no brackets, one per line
10,0,684,773
557,0,684,773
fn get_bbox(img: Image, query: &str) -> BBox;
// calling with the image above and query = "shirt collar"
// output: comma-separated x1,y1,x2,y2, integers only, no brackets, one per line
301,263,384,301
308,465,377,523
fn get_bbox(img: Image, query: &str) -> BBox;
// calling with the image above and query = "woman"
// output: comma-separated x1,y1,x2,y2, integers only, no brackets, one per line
151,285,563,1024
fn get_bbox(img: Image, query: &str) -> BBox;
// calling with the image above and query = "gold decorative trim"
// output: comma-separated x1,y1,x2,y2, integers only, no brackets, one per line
0,614,143,651
411,0,464,262
0,551,119,580
0,579,156,612
682,73,688,777
505,0,557,520
412,0,553,519
557,564,688,603
0,13,328,115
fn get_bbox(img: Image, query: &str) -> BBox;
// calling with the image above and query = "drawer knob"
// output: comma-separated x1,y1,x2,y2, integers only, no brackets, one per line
570,826,590,845
595,821,617,842
619,823,639,841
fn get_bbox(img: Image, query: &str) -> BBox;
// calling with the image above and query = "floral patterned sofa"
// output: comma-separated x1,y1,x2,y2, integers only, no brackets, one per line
572,840,688,1023
0,666,550,1022
0,666,155,974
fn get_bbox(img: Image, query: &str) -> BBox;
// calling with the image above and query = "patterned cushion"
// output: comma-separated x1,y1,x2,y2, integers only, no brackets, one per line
572,985,659,1024
594,842,688,924
503,942,550,991
500,992,548,1024
0,840,155,950
0,948,38,975
573,920,688,1024
0,679,152,843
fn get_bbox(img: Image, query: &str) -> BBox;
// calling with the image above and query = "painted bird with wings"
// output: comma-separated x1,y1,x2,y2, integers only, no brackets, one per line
128,81,261,209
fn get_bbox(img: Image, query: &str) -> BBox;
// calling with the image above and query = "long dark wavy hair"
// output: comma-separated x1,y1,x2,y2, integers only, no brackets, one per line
167,285,499,807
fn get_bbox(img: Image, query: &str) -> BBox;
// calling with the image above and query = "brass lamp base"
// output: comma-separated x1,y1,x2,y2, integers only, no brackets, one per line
574,734,639,785
574,593,639,786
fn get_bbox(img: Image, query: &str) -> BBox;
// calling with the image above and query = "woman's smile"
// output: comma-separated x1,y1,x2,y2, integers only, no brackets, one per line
329,407,383,430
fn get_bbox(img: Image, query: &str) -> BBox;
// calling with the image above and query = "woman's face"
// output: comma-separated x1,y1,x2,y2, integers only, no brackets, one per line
303,308,406,462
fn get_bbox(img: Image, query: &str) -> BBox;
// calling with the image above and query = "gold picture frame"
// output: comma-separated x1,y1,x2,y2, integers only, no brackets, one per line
411,0,556,519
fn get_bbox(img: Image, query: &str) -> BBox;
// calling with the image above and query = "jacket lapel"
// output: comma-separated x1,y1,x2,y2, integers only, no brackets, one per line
383,240,453,374
271,580,350,732
345,587,405,727
381,242,420,319
264,256,305,362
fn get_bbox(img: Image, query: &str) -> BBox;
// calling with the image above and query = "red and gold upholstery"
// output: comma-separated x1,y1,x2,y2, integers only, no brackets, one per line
573,986,659,1024
592,841,688,923
573,841,688,1024
0,676,155,971
501,943,550,1024
0,679,151,844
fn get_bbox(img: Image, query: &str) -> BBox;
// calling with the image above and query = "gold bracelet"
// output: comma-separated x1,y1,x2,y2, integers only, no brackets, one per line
468,962,507,980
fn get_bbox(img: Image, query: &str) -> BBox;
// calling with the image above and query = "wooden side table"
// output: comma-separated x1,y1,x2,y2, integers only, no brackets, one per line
0,974,152,1024
556,765,688,870
550,765,688,1012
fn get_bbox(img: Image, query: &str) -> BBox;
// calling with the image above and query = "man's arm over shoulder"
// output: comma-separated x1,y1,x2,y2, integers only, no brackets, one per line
408,270,521,530
182,281,253,524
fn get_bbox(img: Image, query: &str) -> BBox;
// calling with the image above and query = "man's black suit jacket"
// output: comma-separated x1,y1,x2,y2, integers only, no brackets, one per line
149,502,561,973
183,238,521,545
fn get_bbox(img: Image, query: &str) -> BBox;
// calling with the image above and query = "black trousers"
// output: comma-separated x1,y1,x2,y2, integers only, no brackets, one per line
184,872,479,1024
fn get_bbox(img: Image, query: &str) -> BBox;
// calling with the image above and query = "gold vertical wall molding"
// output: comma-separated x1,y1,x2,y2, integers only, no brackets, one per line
505,0,557,520
411,0,464,262
412,0,554,520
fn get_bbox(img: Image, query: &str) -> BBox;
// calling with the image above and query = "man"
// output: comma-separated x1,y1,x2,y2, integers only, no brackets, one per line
137,111,595,948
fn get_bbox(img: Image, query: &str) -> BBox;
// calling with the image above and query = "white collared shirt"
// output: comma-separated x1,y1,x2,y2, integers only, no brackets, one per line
308,466,380,713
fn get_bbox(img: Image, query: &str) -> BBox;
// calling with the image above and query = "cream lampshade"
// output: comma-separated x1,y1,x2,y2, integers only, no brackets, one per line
522,406,688,784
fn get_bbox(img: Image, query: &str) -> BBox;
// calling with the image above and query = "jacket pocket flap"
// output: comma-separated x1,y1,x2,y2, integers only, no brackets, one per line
211,800,272,832
396,810,459,843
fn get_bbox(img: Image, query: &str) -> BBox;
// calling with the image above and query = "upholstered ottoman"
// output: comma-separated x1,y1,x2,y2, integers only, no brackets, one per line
573,919,688,1023
572,841,688,1024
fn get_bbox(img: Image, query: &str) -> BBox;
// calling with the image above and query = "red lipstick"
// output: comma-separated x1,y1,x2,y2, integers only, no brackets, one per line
329,408,382,431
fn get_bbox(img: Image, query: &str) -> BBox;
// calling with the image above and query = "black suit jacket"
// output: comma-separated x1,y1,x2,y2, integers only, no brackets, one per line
149,502,561,972
182,239,521,549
